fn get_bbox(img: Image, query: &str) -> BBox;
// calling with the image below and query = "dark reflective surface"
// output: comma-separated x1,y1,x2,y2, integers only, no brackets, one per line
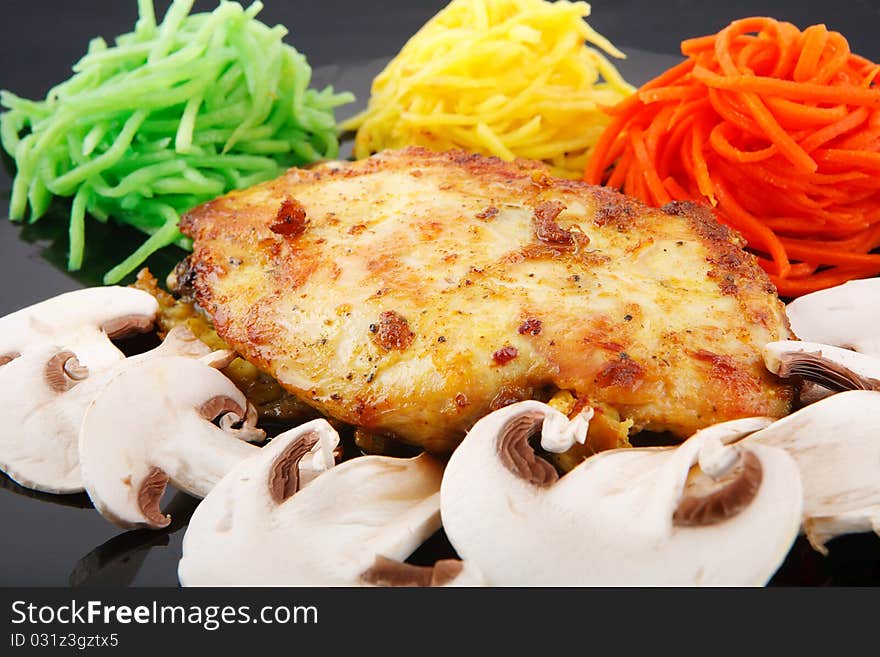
0,1,877,587
0,473,92,511
69,494,199,588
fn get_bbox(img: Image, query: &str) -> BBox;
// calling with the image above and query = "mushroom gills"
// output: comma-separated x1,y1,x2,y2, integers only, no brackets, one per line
178,424,482,587
360,556,483,587
673,450,762,527
441,401,802,586
764,340,880,398
659,408,880,554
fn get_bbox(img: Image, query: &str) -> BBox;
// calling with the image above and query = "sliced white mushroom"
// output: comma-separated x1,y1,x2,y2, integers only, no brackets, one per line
0,324,212,494
441,400,802,586
0,286,159,492
785,278,880,357
79,356,269,529
0,286,158,371
0,326,211,493
178,426,482,587
741,390,880,553
764,340,880,400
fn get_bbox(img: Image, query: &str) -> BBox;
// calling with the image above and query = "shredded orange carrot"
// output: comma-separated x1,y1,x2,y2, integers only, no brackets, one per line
584,16,880,296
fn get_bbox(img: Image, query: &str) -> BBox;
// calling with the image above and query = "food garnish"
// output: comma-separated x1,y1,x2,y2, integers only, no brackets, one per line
584,17,880,296
764,340,880,397
0,0,353,283
79,355,265,529
784,277,880,356
742,391,880,553
343,0,632,178
0,287,160,493
179,425,482,586
0,277,879,584
440,400,803,585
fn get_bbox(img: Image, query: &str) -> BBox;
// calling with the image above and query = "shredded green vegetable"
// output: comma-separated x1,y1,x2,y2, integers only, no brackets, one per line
1,0,353,283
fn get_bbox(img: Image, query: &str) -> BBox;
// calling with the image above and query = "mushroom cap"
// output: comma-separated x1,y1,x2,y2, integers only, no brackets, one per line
0,326,210,494
785,278,880,357
0,287,158,370
441,400,803,586
178,426,445,586
79,356,264,529
743,390,880,552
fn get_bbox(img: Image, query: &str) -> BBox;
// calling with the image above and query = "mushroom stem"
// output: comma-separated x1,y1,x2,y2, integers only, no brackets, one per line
693,417,773,478
218,403,265,444
199,349,237,369
540,406,593,453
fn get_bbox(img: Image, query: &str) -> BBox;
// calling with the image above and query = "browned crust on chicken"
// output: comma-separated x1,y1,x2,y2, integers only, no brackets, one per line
180,147,793,452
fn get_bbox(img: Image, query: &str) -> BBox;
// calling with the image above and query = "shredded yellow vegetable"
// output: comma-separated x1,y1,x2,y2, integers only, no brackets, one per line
342,0,634,178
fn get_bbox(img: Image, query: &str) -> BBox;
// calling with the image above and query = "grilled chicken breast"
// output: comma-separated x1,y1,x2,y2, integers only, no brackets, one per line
180,147,792,452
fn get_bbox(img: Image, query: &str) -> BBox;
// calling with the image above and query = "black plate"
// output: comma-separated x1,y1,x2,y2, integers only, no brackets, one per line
1,1,878,586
